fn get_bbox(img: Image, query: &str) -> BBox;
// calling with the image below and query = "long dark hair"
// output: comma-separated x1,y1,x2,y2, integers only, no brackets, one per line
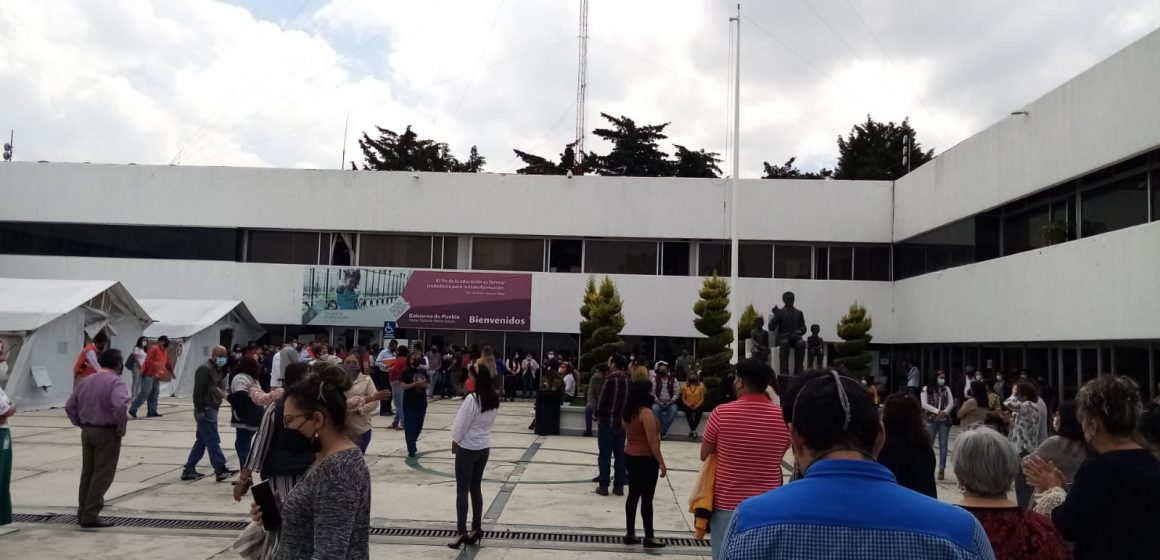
1055,400,1084,442
882,393,931,447
969,380,988,408
473,364,500,413
622,381,655,424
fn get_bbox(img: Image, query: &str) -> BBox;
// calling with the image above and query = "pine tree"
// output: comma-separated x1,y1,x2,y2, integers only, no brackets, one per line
832,115,932,180
512,143,580,175
587,113,672,177
694,275,734,381
672,145,722,178
762,156,832,179
832,303,873,374
579,276,625,373
355,125,485,172
737,303,759,345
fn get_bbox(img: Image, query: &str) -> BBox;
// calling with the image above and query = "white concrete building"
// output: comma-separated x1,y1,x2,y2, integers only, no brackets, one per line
1,29,1158,400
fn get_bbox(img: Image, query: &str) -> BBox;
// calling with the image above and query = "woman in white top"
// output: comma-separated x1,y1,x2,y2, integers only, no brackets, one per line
128,337,148,399
448,363,500,550
561,363,577,402
0,365,14,526
920,370,955,480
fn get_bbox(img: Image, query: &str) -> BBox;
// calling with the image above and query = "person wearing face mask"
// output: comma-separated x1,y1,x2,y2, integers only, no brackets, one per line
181,346,239,482
1003,380,1041,507
1024,375,1160,560
401,350,430,458
679,373,706,440
250,364,371,560
130,336,173,419
227,357,265,466
720,369,993,560
342,355,387,454
920,371,955,481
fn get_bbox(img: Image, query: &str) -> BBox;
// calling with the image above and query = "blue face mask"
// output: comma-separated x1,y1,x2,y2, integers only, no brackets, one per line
214,356,227,368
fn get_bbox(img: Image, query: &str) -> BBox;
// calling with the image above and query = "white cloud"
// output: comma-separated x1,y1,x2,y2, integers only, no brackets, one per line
1,0,1158,176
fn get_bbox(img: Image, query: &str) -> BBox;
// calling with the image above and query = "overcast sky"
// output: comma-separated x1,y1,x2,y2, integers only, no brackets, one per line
2,1,1158,176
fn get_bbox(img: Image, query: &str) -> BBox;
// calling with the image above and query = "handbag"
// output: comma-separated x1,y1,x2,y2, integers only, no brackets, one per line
232,521,280,560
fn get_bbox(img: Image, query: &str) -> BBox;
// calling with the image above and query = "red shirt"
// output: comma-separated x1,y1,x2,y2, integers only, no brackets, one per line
142,345,171,378
388,357,407,382
703,394,790,510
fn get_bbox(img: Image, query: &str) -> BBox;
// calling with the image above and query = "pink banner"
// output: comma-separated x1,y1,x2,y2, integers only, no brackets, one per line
397,271,532,331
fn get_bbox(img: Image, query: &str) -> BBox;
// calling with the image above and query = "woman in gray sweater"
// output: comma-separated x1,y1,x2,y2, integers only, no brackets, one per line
252,364,370,560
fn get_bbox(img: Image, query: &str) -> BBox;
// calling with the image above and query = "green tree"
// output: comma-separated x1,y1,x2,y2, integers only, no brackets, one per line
587,113,672,177
672,145,722,178
354,125,485,172
694,275,734,382
832,115,932,180
737,303,759,345
512,143,580,175
579,276,626,373
832,303,873,374
762,156,832,179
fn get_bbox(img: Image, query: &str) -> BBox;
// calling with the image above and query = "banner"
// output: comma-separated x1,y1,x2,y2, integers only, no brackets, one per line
301,267,531,331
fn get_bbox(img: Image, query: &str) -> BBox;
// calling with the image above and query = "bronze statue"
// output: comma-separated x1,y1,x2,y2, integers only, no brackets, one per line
749,315,770,365
770,291,806,374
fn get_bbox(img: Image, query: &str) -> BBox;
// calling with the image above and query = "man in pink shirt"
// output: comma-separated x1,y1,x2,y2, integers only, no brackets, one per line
700,359,791,560
66,348,130,528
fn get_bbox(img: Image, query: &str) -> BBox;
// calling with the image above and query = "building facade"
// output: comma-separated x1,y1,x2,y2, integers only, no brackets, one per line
2,29,1159,400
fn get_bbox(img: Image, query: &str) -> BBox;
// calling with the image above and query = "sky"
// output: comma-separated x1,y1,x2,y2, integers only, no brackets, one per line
1,1,1158,177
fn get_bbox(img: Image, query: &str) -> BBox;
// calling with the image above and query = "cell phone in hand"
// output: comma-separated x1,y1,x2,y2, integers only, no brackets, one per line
251,480,282,530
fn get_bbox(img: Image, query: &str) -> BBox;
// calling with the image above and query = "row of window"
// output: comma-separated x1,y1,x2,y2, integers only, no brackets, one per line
896,146,1160,280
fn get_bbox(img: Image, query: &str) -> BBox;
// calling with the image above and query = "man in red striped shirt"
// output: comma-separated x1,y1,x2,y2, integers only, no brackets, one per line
700,359,790,560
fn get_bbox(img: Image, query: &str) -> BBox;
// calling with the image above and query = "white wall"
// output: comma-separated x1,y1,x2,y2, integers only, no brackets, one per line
895,28,1160,241
0,163,892,243
0,254,898,343
892,221,1160,343
4,309,85,410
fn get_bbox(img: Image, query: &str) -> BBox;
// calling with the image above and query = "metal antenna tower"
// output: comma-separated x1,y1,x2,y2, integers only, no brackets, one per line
573,0,589,173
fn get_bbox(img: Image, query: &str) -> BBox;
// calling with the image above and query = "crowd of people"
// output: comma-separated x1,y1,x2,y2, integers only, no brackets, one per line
2,332,1160,560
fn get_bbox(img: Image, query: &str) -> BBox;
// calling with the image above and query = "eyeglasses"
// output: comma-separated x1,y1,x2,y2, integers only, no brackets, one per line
283,412,309,427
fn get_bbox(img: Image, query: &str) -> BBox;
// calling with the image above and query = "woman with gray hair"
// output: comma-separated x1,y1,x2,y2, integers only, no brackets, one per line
954,427,1068,559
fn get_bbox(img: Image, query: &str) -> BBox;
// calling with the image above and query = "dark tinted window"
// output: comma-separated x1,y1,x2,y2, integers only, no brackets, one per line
698,242,729,276
814,247,829,280
1080,172,1148,237
0,222,240,261
584,240,657,275
548,239,583,273
1153,168,1160,223
1003,205,1050,255
472,237,544,272
853,246,891,281
248,230,319,264
829,246,853,280
774,245,811,279
738,242,772,278
439,236,460,269
661,242,691,276
359,234,431,268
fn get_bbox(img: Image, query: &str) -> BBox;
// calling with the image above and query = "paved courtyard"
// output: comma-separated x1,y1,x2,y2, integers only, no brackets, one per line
1,398,964,558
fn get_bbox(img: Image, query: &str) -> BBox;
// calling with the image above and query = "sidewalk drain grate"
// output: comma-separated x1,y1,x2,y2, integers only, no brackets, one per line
12,513,709,547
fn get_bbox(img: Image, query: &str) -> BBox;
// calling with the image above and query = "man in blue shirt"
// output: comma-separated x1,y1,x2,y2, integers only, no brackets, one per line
721,369,995,560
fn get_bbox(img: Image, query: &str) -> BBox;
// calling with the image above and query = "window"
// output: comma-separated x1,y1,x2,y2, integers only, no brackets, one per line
1080,172,1148,237
814,247,829,280
698,242,729,276
1152,167,1160,222
441,236,460,269
661,242,691,276
548,239,583,273
1003,205,1050,256
359,234,432,268
738,242,772,278
774,245,811,279
248,230,319,264
471,237,544,272
328,233,356,266
584,240,657,275
828,246,853,280
0,221,241,261
853,246,891,281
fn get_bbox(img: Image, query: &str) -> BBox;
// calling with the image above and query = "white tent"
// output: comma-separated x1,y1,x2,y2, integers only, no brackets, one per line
139,299,264,397
0,278,152,410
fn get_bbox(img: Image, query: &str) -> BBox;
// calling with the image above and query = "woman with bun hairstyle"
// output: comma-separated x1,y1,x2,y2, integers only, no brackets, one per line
251,364,371,560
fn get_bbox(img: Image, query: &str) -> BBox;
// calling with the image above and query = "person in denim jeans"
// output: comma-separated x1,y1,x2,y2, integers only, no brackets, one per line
130,336,173,419
583,365,608,437
181,347,239,482
920,371,955,481
649,362,680,438
595,354,630,496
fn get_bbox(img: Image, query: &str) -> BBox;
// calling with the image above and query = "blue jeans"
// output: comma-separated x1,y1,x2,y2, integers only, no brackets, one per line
391,381,404,427
597,423,625,490
404,401,427,456
129,375,160,416
234,428,255,466
927,418,950,470
652,402,678,436
184,408,228,474
356,430,372,454
584,405,594,434
710,508,736,560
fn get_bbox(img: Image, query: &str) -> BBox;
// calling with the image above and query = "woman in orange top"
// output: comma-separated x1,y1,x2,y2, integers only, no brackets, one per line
621,382,668,549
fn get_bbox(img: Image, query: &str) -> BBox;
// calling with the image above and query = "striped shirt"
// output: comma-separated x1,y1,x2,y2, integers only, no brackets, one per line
596,370,629,427
703,394,790,511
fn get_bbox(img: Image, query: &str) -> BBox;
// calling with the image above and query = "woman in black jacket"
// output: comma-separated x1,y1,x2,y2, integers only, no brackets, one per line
877,393,937,497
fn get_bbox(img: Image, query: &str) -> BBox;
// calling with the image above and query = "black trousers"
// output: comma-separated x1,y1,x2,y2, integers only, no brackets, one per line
372,369,392,414
625,454,659,538
455,447,490,534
